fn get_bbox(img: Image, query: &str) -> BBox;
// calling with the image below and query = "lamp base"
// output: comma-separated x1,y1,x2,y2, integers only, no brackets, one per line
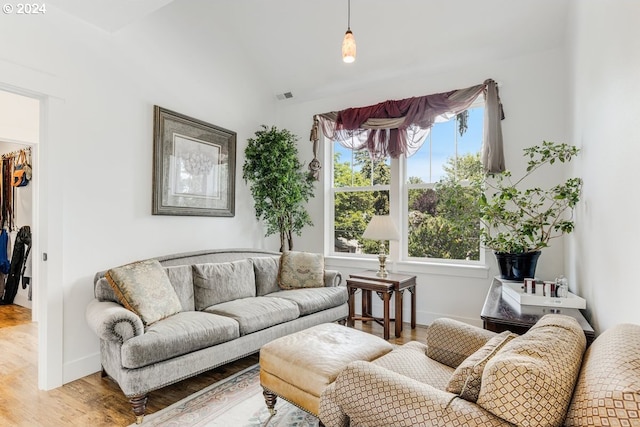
376,252,388,278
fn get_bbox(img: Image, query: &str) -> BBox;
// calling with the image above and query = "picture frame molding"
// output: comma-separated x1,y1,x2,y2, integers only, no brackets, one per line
152,106,236,217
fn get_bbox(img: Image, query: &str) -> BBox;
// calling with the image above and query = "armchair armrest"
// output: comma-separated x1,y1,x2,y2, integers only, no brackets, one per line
85,299,144,343
426,318,496,368
324,269,343,287
319,361,510,427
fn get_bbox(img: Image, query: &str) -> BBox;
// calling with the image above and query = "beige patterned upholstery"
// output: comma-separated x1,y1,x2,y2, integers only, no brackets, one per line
319,361,512,427
320,314,640,427
426,317,496,368
372,341,454,391
564,323,640,427
447,330,517,402
477,315,586,426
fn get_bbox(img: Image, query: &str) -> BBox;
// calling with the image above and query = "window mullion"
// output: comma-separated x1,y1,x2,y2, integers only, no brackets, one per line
389,156,402,266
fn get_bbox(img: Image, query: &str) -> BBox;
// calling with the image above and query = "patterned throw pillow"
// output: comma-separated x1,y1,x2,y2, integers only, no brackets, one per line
476,314,586,427
446,331,517,402
278,251,324,289
105,259,182,326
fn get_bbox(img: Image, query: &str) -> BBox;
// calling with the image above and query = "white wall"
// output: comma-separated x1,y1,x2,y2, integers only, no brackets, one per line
567,0,640,333
1,4,276,385
277,47,570,327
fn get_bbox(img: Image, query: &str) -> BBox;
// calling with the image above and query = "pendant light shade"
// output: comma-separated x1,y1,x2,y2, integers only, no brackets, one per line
342,30,356,63
342,0,356,63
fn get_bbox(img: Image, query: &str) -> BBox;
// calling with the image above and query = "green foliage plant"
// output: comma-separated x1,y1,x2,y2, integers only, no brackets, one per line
243,125,315,252
479,141,582,254
407,153,483,260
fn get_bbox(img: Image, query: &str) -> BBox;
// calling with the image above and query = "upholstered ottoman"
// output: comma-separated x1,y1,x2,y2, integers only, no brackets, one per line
260,323,393,418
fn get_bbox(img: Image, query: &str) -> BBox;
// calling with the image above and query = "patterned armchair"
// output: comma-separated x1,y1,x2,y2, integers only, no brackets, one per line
320,315,640,427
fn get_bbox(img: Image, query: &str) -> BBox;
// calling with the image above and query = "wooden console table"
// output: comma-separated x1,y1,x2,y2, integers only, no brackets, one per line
347,271,417,339
481,277,595,346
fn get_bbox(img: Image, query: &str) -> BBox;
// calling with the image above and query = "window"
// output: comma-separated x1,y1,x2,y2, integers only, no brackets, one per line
329,105,484,263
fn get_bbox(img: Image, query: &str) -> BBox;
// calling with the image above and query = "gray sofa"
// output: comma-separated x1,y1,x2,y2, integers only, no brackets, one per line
85,249,348,424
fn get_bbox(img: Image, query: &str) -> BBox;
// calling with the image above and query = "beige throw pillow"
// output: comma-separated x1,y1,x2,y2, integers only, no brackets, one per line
446,330,517,402
278,251,324,289
105,259,182,326
476,314,586,427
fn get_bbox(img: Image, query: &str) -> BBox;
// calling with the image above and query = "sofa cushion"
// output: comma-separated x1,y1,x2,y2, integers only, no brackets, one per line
164,265,195,311
204,296,300,335
105,259,183,325
564,323,640,427
252,256,281,296
426,318,496,369
192,259,256,310
446,330,516,402
279,251,324,289
120,311,240,369
477,314,586,427
266,287,348,316
372,341,455,391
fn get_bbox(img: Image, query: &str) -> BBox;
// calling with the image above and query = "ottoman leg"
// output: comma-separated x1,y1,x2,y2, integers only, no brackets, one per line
263,388,278,416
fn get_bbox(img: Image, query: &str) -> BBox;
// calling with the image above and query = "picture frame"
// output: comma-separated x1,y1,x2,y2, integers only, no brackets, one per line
152,106,236,217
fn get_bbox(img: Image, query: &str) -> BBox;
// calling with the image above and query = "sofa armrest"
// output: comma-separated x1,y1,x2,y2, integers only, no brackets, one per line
426,318,497,368
319,361,510,427
324,270,342,287
86,299,144,343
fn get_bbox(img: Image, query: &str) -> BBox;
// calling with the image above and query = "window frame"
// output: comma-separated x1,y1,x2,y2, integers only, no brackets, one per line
325,101,486,268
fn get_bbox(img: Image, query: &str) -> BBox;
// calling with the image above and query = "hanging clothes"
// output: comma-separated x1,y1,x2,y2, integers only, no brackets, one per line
0,228,10,274
1,225,31,305
1,155,14,230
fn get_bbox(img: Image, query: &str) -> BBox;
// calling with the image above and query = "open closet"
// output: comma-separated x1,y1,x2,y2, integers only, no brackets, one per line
0,144,33,309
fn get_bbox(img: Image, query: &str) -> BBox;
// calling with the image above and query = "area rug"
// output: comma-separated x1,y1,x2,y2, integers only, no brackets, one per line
133,365,319,427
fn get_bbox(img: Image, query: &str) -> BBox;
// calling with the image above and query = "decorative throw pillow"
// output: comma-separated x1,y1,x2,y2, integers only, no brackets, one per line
446,331,517,402
278,251,324,289
476,314,586,427
105,259,182,326
192,259,256,310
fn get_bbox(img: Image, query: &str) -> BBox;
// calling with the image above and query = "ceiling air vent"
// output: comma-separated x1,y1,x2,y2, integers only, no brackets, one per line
276,92,293,100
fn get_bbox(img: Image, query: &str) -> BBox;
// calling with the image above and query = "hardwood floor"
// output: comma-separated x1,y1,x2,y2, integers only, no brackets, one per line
0,304,428,427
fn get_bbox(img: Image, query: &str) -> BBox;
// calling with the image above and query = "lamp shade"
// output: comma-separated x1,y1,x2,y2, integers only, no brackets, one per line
342,29,356,63
362,215,400,241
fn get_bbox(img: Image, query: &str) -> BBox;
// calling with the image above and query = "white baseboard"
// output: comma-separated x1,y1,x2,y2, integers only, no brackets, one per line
63,351,101,384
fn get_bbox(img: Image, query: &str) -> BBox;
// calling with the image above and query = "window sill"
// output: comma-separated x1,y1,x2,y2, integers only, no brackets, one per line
325,256,490,279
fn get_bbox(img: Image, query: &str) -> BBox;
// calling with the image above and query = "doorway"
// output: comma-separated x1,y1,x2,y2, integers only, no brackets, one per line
0,89,40,381
0,142,35,310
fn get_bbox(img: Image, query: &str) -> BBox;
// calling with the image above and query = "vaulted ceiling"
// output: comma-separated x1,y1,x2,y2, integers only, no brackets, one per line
48,0,571,102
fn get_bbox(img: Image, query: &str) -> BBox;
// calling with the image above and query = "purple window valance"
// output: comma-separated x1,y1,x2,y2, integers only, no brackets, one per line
310,79,505,174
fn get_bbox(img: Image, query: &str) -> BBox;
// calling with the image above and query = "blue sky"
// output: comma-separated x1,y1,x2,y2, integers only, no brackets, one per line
407,106,483,183
334,106,483,184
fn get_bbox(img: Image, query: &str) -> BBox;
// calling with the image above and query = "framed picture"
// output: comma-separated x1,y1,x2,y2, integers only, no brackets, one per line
152,106,236,217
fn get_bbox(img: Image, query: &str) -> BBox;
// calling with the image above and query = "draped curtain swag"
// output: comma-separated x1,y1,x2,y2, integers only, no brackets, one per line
309,79,505,174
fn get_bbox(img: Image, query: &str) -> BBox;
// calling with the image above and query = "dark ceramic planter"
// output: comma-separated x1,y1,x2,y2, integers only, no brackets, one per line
494,251,541,281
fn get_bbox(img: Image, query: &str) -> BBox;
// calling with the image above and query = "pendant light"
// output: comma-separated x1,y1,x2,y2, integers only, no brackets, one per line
342,0,356,63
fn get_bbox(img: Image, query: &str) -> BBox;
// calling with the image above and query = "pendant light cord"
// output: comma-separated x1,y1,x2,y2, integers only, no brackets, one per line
347,0,351,30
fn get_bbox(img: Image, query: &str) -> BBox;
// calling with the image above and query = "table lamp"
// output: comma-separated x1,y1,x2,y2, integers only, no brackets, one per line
362,215,400,277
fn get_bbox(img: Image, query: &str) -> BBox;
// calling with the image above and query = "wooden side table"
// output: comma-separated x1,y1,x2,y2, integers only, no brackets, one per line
348,271,417,339
480,277,595,346
346,278,395,339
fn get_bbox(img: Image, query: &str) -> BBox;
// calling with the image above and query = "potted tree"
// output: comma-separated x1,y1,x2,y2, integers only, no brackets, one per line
243,125,315,252
480,141,582,280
